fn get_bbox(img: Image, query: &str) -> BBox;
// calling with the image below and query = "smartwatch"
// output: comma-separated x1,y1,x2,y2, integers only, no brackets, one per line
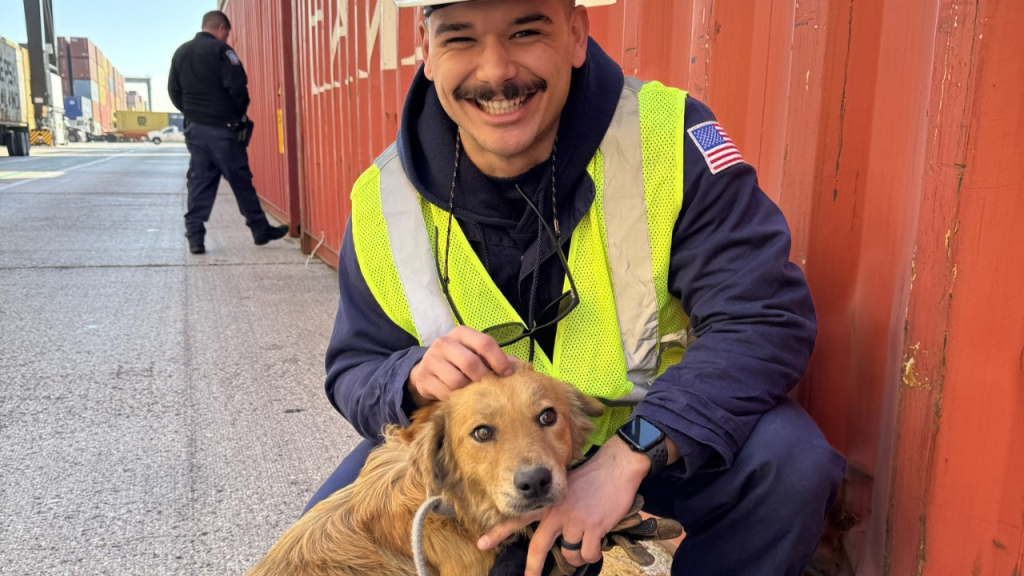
616,416,669,479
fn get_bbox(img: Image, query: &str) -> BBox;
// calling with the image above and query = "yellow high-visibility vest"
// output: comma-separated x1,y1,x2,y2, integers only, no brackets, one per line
352,79,691,446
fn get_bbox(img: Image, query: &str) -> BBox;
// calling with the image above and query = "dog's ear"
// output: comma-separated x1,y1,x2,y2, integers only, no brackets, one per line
562,383,605,457
407,404,455,494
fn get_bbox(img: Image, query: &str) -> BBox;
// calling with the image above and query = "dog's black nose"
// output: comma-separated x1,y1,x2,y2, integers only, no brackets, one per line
514,466,552,499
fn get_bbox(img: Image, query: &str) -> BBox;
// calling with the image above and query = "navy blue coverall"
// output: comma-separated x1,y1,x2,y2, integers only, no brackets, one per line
168,31,274,243
313,39,846,576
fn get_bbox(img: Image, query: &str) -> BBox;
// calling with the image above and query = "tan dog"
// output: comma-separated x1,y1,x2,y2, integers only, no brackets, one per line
246,362,605,576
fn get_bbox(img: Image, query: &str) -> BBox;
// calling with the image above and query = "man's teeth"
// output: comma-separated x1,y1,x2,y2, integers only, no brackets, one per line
476,95,528,114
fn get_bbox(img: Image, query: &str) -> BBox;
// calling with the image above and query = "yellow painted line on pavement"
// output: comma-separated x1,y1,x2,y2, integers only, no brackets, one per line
0,171,65,179
0,153,134,191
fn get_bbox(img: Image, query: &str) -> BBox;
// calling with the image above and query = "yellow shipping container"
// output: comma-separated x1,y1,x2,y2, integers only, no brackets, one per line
20,44,33,129
114,110,169,134
2,38,34,129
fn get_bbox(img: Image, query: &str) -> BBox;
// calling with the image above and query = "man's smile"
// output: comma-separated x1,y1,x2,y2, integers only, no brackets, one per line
473,91,538,115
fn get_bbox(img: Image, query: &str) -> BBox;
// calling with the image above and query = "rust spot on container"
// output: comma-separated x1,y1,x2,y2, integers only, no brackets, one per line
902,357,929,390
971,558,982,576
834,0,854,181
994,539,1008,550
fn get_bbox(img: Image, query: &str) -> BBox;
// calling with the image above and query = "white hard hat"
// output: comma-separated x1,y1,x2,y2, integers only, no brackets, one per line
394,0,473,8
395,0,594,12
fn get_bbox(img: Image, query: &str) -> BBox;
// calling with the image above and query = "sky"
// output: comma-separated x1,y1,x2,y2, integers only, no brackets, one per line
0,0,217,113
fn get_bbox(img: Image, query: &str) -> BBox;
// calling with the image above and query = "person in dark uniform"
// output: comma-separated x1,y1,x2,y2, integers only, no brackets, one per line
168,10,288,255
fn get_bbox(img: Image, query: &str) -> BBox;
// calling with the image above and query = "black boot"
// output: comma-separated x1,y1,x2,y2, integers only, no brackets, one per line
187,235,205,255
254,224,289,246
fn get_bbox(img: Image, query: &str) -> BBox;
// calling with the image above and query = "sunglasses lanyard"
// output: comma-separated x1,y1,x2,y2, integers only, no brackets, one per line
449,133,560,363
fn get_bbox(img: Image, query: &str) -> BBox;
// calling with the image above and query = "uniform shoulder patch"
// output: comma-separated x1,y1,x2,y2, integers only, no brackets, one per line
225,49,241,65
687,121,744,175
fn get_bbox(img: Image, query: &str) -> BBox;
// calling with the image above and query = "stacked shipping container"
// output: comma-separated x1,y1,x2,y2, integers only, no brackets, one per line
56,37,71,101
0,37,34,130
61,37,127,134
126,91,147,111
223,1,1024,575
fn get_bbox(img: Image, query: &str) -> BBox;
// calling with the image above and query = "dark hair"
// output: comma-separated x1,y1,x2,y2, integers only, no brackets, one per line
421,3,451,17
202,10,231,30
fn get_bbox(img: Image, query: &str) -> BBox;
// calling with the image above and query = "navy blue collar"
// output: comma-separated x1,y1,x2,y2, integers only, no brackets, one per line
396,38,624,235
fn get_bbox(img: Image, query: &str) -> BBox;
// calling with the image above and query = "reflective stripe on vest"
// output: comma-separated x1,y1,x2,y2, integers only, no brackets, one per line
353,79,690,444
375,145,455,346
601,76,660,404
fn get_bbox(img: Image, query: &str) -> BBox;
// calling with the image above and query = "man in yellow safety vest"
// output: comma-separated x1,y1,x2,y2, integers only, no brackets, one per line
311,1,846,574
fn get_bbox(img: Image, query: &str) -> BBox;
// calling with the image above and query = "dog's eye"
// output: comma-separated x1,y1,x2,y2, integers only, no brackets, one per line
472,426,494,442
538,408,557,427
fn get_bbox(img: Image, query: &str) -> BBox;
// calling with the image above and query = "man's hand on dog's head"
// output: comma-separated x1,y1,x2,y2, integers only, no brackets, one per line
408,326,515,407
478,436,651,576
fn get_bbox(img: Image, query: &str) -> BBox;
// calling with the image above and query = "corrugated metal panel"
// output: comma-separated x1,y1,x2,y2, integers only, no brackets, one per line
222,0,298,231
284,0,415,265
231,2,1024,573
586,2,1024,574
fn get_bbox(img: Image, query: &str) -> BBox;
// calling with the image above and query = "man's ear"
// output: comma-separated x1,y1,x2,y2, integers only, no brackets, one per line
419,20,434,80
569,6,590,69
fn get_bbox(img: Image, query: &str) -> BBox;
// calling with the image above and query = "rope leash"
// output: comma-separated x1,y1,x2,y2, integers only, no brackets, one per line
412,495,456,576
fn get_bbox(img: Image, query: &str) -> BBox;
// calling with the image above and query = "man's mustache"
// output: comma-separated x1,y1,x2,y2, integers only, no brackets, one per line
453,78,548,102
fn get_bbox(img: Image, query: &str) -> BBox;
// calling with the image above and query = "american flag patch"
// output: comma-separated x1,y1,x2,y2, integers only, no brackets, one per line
687,121,744,174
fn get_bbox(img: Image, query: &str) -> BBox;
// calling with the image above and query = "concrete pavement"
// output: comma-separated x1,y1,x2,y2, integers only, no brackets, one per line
0,143,359,575
0,143,672,576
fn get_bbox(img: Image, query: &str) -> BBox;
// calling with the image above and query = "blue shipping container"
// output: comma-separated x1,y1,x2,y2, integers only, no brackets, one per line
64,96,83,119
63,96,93,120
73,79,96,99
169,113,184,130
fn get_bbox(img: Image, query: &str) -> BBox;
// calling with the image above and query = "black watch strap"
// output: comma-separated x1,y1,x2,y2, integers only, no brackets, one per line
645,439,669,479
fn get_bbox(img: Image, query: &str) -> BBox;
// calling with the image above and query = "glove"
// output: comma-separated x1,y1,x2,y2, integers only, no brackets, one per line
530,495,684,576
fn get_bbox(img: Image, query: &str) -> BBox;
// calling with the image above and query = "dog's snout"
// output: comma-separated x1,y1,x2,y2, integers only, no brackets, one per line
514,466,552,499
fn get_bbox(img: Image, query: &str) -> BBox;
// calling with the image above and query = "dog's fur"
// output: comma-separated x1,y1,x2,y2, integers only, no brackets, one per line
246,362,605,576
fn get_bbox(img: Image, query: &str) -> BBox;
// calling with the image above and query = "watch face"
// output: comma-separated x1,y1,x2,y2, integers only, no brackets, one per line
621,417,664,450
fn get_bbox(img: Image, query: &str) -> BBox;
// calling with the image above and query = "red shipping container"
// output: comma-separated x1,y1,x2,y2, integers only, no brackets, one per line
68,37,94,60
226,1,1024,574
70,57,96,81
222,0,300,232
